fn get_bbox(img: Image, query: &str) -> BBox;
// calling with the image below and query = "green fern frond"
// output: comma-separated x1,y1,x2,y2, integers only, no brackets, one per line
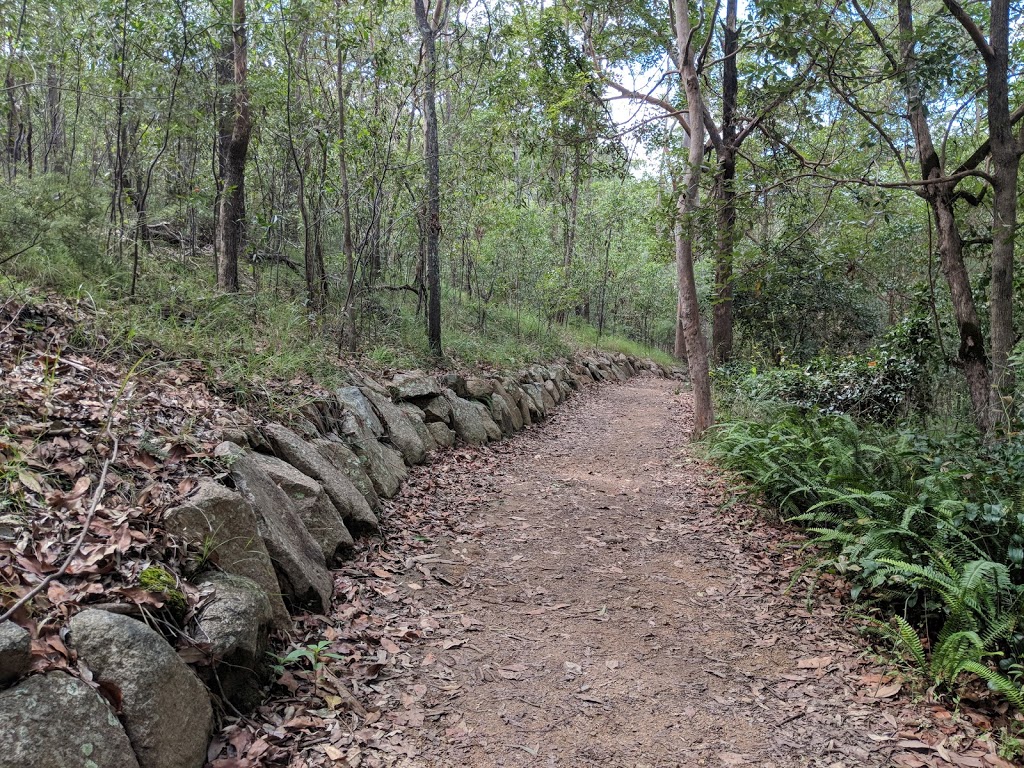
890,616,927,671
878,558,956,593
957,661,1024,709
981,613,1019,648
931,630,984,680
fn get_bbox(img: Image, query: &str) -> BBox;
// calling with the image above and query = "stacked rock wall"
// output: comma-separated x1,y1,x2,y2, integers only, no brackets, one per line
0,352,679,768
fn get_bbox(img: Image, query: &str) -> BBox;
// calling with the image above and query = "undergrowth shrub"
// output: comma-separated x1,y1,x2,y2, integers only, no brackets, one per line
708,409,1024,706
714,318,934,423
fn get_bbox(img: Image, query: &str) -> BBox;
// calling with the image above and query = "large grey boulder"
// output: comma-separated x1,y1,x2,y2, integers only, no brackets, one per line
194,573,273,710
398,403,437,454
262,424,380,533
325,430,406,499
463,377,494,399
539,383,557,412
500,378,522,405
333,396,412,500
0,671,140,768
492,382,524,433
566,369,587,389
521,383,547,419
503,380,532,427
388,371,441,400
216,442,333,613
442,389,488,445
419,395,453,425
487,392,519,437
334,387,384,437
251,453,353,565
472,401,502,442
609,363,628,382
70,610,212,768
165,480,289,629
426,421,456,448
310,438,380,512
544,379,562,405
548,364,569,383
0,620,30,687
360,387,427,465
519,397,533,426
439,372,466,395
573,362,594,382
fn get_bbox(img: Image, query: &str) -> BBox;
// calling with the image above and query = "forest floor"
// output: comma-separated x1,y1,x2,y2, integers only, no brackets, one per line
231,376,1014,768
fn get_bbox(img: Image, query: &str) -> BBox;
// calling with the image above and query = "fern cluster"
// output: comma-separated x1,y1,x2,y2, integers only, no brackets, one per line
708,409,1024,707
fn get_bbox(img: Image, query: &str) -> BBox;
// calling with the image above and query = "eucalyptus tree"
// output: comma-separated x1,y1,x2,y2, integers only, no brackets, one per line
215,0,250,293
669,0,714,434
414,0,448,356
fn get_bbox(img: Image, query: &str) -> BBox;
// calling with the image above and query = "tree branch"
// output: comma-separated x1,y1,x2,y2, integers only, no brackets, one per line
604,79,691,134
851,0,900,72
695,0,722,75
941,0,995,62
953,102,1024,174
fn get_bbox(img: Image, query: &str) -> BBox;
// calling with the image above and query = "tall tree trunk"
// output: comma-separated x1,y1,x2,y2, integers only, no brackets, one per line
414,0,444,357
711,0,738,364
212,25,233,279
215,0,250,293
43,63,63,174
5,71,21,180
711,147,736,364
336,16,358,353
899,0,991,433
981,0,1019,432
673,0,714,436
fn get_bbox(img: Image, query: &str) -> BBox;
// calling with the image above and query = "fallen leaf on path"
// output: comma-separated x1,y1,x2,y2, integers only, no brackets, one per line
797,656,833,670
719,753,752,766
866,682,903,699
892,754,930,767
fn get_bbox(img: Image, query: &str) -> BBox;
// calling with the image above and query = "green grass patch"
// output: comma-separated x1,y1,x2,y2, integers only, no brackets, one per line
3,233,675,408
570,324,677,368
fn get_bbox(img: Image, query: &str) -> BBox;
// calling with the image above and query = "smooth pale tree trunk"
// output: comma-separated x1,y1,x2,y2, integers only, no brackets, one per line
897,0,992,434
673,0,714,437
414,0,443,357
674,291,685,360
215,0,250,293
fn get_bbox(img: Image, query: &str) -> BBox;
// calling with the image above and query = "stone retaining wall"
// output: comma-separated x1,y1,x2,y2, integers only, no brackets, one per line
0,353,679,768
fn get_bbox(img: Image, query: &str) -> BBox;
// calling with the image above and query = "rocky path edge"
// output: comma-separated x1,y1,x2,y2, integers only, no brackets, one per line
0,352,678,768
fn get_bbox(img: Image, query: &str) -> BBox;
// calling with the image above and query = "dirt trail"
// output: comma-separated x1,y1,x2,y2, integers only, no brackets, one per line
315,377,986,768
